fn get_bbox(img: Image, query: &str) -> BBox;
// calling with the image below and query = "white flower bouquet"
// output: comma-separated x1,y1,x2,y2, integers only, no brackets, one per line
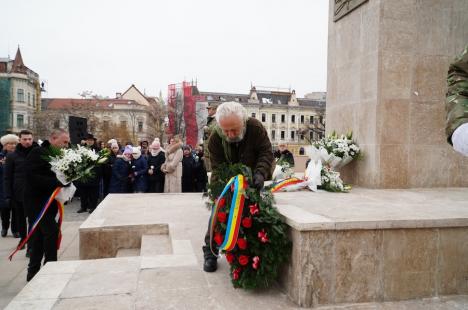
48,146,110,203
312,131,360,169
272,161,294,181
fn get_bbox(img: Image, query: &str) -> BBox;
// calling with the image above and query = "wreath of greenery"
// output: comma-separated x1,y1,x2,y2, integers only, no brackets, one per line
208,163,291,289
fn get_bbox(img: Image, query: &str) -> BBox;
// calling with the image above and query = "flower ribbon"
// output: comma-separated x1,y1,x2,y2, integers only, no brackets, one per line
209,174,246,255
270,177,304,193
8,186,65,261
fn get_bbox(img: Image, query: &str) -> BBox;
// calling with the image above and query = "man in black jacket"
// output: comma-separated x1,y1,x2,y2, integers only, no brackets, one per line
24,129,70,281
76,133,101,213
3,130,37,256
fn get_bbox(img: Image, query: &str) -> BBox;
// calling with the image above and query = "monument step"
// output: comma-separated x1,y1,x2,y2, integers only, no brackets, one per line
140,234,172,256
115,248,140,257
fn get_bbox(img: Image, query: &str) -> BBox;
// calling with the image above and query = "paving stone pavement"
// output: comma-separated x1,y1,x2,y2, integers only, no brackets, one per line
0,198,89,309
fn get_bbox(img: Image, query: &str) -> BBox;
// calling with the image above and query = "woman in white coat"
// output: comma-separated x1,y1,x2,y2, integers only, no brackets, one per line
161,136,183,193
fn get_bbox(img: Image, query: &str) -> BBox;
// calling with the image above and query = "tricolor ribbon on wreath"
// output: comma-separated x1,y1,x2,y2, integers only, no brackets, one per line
209,174,246,255
8,184,76,261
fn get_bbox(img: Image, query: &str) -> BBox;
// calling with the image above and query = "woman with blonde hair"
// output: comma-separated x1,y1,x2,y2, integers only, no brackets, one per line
161,135,183,193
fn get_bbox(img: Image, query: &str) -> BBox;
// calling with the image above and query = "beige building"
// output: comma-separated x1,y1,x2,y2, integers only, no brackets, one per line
40,85,164,143
0,47,42,134
196,86,326,155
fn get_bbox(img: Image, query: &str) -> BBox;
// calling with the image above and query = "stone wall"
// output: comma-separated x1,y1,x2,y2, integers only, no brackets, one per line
326,0,468,188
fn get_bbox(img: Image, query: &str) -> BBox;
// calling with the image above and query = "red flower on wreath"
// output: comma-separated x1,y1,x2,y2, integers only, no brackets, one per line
258,229,269,243
237,238,248,250
232,267,242,280
249,204,259,216
214,232,223,245
242,217,252,228
252,256,260,270
226,252,235,264
217,212,227,223
218,197,226,207
238,255,249,266
231,183,235,192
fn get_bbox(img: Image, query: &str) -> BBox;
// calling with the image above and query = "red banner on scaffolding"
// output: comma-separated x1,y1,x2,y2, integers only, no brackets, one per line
183,81,197,147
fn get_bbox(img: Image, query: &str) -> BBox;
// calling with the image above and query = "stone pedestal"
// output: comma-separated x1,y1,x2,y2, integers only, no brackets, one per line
326,0,468,188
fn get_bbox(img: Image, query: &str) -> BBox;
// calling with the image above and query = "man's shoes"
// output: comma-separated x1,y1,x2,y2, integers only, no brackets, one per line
1,229,7,237
77,208,87,213
203,257,218,272
88,208,95,214
26,270,38,282
13,232,20,238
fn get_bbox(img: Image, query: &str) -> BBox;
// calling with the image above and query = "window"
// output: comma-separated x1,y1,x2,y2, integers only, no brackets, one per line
309,131,314,141
271,114,276,123
319,116,324,124
120,121,127,128
281,114,285,123
32,94,36,107
53,119,60,129
291,115,296,123
27,93,31,105
251,113,256,118
138,121,143,132
310,115,314,124
103,120,109,130
261,113,266,122
17,89,24,102
17,114,24,127
300,115,304,124
291,131,295,141
271,130,276,140
280,131,285,140
300,133,304,140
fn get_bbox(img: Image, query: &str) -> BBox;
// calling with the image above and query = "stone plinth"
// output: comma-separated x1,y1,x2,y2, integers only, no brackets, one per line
275,189,468,307
326,0,468,188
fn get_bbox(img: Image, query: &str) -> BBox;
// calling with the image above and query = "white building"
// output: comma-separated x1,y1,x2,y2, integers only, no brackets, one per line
0,47,41,134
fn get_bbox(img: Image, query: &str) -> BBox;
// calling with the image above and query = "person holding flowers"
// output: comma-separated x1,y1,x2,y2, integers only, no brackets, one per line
23,129,70,281
202,101,274,272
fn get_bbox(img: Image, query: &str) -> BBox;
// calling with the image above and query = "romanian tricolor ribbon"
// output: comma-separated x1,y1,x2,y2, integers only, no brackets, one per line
8,187,65,261
209,174,246,255
270,177,304,193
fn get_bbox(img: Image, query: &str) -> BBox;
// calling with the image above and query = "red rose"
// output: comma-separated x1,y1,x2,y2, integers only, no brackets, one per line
232,267,242,280
218,197,226,207
217,212,227,223
258,229,269,243
238,255,249,266
225,253,235,264
249,204,259,216
252,256,260,270
237,238,248,250
242,217,252,228
214,232,223,246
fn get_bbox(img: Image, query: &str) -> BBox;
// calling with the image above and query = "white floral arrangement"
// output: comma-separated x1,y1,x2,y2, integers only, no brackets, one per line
48,146,109,203
272,161,294,181
312,131,360,169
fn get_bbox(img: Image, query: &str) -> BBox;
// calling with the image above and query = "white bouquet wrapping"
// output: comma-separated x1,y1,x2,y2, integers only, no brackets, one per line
272,162,294,181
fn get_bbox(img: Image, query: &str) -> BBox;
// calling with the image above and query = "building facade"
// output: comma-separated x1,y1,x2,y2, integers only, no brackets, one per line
195,86,326,155
40,85,165,143
0,48,41,135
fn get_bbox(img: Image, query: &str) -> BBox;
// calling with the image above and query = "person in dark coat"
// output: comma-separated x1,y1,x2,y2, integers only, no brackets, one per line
274,143,295,167
194,145,208,192
181,145,196,192
24,129,70,281
76,133,101,214
131,146,148,193
0,134,19,238
147,139,165,193
3,130,38,254
202,101,274,273
102,142,120,197
109,146,132,193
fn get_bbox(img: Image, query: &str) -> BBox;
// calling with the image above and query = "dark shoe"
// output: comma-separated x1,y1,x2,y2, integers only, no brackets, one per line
77,208,87,213
26,270,38,282
13,232,20,238
203,257,218,272
1,229,7,237
88,208,95,214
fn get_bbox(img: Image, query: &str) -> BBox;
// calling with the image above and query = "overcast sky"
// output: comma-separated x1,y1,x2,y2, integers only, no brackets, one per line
1,0,329,99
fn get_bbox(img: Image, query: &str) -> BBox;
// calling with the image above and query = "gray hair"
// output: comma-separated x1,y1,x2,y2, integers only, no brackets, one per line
215,101,248,123
50,128,68,139
0,134,19,145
